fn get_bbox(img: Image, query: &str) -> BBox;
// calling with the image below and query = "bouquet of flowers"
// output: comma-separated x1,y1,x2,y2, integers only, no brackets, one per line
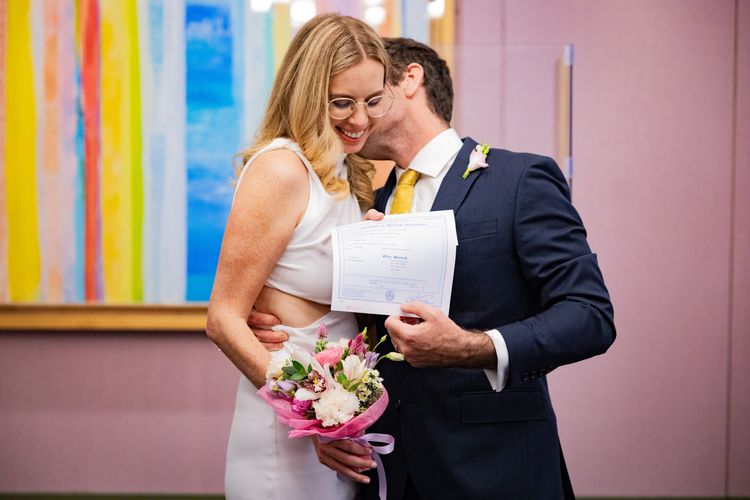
257,324,402,498
258,324,403,438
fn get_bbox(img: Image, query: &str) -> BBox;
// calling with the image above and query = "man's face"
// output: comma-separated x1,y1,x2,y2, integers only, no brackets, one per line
358,78,407,162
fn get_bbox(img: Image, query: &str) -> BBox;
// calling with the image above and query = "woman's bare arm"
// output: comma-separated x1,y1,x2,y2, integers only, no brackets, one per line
205,149,309,388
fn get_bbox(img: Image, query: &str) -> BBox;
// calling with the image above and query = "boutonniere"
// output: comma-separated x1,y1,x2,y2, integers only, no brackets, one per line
462,143,490,179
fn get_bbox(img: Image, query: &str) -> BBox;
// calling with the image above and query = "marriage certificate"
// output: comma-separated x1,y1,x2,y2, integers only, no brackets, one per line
330,210,458,316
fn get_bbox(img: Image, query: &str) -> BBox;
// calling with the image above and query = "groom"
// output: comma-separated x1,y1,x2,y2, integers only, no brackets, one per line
256,38,615,499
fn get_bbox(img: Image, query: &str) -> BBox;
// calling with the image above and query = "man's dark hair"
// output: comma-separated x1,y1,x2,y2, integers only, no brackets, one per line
384,37,453,124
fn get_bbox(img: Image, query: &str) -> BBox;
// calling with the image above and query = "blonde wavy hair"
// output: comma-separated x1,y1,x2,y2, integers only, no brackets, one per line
239,14,388,209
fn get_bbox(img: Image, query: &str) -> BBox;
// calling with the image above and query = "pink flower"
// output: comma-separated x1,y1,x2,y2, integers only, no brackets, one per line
316,323,328,339
348,333,367,357
314,346,344,367
291,398,313,414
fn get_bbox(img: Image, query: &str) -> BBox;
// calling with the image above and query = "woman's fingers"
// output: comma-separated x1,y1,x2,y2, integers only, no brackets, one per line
312,437,376,484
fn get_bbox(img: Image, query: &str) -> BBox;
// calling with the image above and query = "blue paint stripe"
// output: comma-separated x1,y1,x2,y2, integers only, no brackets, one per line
74,47,86,301
185,0,241,301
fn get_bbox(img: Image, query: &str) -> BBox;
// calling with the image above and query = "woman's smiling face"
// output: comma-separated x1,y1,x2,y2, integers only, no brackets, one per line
328,58,386,154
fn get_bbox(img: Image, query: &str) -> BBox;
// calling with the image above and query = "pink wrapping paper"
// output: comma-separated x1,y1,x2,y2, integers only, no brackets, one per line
257,387,390,439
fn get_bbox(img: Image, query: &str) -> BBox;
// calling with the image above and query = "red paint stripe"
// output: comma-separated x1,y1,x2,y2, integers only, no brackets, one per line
80,0,100,301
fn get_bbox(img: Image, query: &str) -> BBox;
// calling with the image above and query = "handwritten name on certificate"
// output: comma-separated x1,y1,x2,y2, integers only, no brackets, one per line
331,210,458,316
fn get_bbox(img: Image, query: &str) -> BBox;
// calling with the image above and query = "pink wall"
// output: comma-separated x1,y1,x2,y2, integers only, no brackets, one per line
0,332,237,493
729,0,750,496
0,0,747,496
456,0,749,496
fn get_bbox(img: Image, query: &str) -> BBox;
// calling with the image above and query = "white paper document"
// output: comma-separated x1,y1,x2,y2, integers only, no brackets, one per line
331,210,458,316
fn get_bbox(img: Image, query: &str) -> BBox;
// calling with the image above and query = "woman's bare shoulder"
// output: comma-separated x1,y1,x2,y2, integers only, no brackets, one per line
233,147,310,214
246,148,308,184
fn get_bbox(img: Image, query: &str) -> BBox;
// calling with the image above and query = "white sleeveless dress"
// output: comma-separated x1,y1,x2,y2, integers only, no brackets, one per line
224,138,362,500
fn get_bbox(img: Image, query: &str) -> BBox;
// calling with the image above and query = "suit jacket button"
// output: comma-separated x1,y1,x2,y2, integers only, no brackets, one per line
395,399,402,409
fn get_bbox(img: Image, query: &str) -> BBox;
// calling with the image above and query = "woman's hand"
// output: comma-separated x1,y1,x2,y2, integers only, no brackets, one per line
364,208,385,221
247,309,288,351
312,436,376,484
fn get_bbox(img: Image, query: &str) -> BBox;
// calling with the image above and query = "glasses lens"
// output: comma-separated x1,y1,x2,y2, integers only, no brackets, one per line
328,91,393,119
328,98,355,120
366,92,393,118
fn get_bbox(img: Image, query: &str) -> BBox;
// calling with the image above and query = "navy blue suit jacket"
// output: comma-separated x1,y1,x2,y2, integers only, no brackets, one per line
361,138,615,499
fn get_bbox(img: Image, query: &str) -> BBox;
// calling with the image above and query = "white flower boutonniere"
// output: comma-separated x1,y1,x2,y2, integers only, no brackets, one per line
462,143,490,179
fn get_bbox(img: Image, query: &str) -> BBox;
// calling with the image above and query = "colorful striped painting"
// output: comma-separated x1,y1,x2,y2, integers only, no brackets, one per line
0,0,450,304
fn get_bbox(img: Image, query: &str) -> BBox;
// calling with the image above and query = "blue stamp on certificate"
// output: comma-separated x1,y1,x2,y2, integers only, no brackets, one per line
385,289,395,301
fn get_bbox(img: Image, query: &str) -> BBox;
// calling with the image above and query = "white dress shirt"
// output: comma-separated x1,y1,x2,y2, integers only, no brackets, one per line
384,128,509,391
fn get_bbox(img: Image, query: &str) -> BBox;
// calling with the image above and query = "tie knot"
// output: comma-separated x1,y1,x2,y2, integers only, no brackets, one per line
398,169,421,187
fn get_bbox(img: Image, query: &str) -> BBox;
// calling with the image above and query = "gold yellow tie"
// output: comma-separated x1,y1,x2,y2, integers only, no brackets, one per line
389,169,421,214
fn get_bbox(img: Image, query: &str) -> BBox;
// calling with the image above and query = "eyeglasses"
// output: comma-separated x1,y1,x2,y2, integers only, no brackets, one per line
327,87,394,120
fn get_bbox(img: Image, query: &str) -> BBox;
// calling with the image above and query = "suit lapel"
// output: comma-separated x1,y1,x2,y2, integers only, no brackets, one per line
374,167,398,212
431,138,480,213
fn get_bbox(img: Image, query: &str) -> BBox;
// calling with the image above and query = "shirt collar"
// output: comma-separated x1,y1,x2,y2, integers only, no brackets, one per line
402,128,463,178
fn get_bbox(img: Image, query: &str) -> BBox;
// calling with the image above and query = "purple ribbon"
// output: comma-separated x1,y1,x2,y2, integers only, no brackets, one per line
320,433,395,500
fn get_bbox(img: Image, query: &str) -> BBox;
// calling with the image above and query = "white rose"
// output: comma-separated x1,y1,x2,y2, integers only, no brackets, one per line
312,382,360,427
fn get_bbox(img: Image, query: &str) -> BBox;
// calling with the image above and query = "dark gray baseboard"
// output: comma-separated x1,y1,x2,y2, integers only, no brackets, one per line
1,496,748,500
0,496,224,500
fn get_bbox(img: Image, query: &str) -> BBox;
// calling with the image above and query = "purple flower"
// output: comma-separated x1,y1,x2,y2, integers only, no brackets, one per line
267,380,293,400
291,398,313,414
364,351,378,369
348,333,367,357
276,379,298,393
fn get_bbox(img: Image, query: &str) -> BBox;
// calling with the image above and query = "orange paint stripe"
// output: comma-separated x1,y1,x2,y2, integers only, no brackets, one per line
42,0,63,300
80,0,101,300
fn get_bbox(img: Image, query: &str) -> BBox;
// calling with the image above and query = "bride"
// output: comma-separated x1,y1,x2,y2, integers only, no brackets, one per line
205,13,393,500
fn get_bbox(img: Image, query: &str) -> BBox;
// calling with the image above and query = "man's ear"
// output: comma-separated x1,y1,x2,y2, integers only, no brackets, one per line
400,62,425,98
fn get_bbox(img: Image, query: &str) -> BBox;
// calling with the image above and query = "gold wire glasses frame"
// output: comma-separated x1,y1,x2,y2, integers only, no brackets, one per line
327,86,395,120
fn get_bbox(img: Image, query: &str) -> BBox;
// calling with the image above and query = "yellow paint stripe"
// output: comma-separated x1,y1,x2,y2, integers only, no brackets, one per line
100,0,136,301
380,0,402,38
391,0,402,37
0,0,9,301
272,3,291,74
430,0,455,73
127,0,142,301
5,0,41,301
